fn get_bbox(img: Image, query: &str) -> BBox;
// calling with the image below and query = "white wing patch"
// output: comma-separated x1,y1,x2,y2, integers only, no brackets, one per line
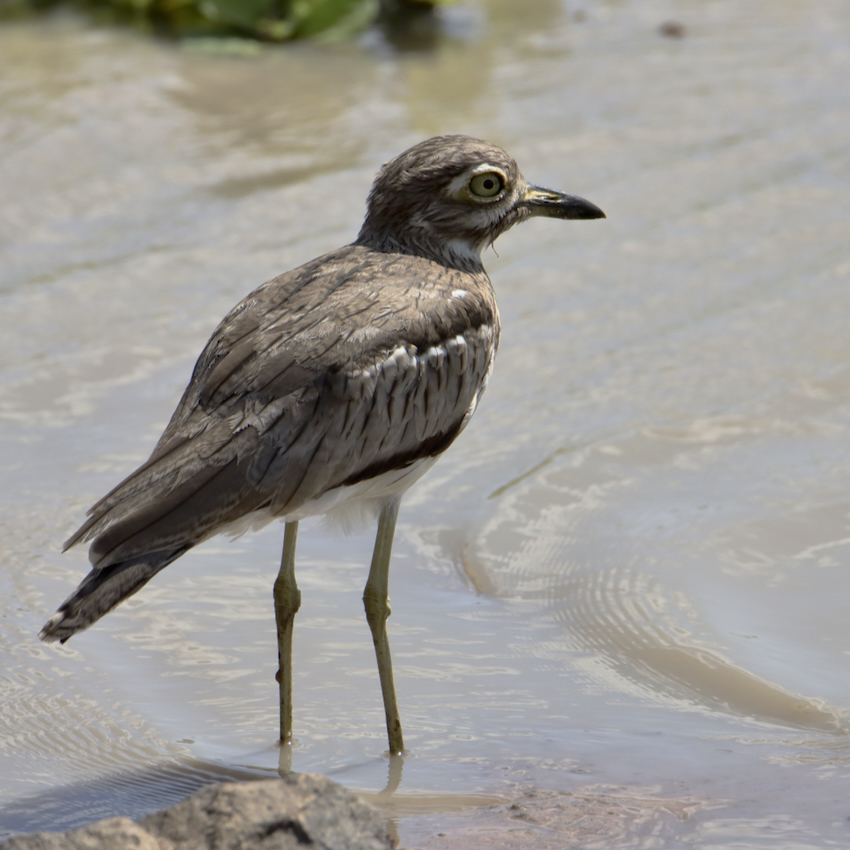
344,325,494,386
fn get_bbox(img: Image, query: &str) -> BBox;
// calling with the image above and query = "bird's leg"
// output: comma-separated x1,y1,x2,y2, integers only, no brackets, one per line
274,520,301,744
363,498,405,754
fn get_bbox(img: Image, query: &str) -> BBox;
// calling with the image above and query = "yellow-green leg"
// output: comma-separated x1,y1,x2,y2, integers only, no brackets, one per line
274,520,301,744
363,499,405,754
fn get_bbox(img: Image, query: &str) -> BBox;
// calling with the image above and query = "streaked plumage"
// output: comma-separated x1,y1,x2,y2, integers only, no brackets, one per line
40,135,604,751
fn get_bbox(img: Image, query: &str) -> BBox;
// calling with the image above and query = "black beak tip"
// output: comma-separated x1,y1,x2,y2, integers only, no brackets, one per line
563,195,606,220
578,201,606,220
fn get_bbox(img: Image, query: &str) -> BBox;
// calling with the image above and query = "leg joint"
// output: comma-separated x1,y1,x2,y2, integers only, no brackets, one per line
363,584,391,620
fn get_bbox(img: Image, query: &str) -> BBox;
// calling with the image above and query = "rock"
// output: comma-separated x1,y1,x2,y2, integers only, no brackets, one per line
2,774,394,850
140,773,393,850
1,818,169,850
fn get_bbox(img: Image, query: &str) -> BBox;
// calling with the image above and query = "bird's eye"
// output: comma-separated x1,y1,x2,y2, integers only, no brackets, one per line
469,172,504,199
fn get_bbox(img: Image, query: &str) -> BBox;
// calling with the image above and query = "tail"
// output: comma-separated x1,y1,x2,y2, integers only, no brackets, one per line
39,547,190,644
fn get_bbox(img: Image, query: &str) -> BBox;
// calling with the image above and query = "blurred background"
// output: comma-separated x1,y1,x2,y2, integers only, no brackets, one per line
2,1,850,846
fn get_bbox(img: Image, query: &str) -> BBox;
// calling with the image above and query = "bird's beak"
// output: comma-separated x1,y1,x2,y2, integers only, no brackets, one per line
522,185,606,220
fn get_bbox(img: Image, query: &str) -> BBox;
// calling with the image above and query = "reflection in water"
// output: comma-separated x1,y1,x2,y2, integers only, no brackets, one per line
380,753,404,797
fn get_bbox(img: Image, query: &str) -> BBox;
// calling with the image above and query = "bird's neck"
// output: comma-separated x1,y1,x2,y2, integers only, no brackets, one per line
354,228,487,274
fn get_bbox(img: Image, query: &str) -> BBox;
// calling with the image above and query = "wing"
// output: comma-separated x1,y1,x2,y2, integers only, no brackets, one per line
66,244,500,568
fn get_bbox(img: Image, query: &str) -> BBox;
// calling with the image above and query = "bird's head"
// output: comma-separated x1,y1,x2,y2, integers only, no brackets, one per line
356,135,605,271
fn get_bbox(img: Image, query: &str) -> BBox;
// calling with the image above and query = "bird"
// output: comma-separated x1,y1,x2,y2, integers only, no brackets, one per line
39,135,605,754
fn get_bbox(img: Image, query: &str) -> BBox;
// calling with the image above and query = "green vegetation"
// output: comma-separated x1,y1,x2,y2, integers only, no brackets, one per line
2,0,452,42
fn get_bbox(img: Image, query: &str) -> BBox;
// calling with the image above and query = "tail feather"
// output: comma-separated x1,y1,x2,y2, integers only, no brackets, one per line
39,547,190,644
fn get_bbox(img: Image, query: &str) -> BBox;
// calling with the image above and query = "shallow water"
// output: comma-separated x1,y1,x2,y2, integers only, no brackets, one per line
2,0,850,846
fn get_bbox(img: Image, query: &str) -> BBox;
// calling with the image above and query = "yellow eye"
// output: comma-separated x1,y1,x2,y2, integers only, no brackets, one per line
469,172,504,198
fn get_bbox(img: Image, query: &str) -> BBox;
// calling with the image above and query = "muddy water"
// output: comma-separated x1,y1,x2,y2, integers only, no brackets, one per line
2,0,850,846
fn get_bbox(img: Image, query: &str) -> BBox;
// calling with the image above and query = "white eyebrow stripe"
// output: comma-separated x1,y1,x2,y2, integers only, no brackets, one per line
445,164,507,197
